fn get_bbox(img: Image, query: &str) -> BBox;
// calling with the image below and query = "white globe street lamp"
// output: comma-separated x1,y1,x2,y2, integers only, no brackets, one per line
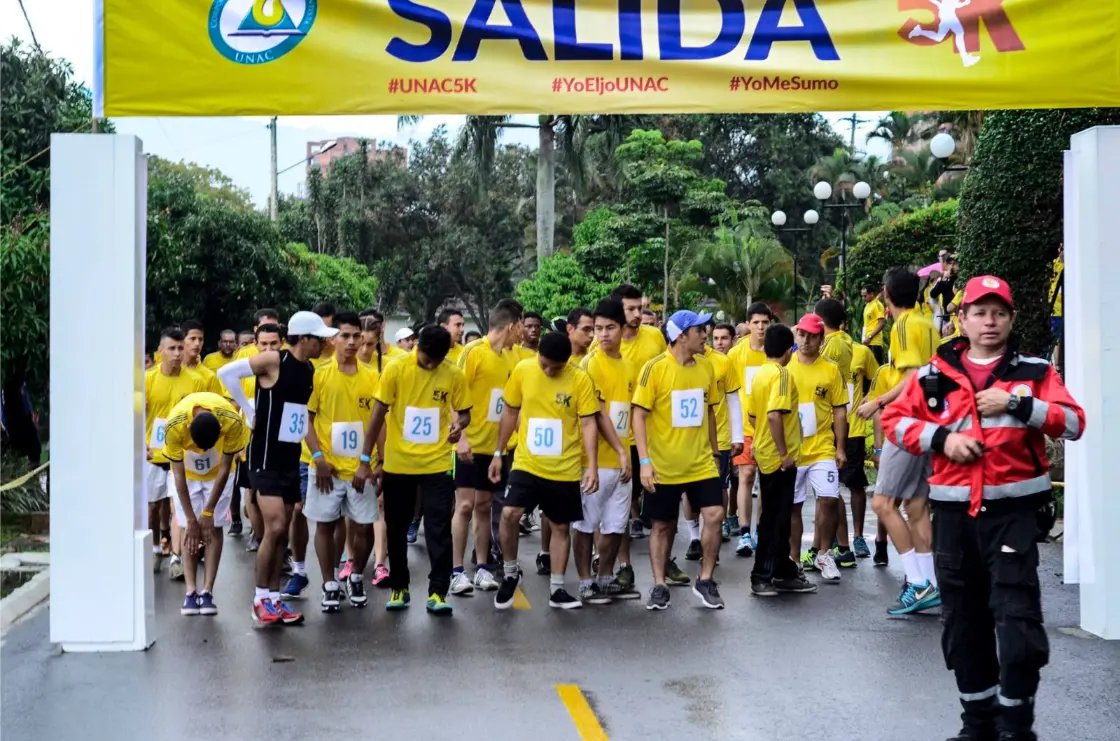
930,132,956,160
813,181,833,201
771,210,787,227
853,181,871,200
804,209,819,225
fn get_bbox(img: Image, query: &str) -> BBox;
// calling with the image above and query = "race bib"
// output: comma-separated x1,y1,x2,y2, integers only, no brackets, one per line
671,389,704,428
487,388,505,423
331,421,364,458
798,402,818,438
403,406,439,445
277,403,309,443
847,383,855,413
150,417,167,449
609,401,630,436
745,367,760,394
527,418,562,456
186,449,218,476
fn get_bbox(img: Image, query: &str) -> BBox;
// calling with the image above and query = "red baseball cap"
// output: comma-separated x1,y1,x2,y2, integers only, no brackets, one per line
795,313,825,335
961,275,1014,309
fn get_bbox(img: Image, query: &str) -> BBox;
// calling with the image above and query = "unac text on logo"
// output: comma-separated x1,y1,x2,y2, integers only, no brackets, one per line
210,0,317,65
897,0,1022,68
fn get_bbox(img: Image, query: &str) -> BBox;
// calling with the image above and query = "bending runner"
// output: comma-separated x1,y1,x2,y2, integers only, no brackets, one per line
728,303,772,556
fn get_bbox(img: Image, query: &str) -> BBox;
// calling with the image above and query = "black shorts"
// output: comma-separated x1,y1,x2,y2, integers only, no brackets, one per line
630,447,649,499
870,345,884,365
235,458,252,490
504,470,583,524
839,437,868,489
641,477,723,522
718,450,731,489
250,469,302,504
454,455,504,492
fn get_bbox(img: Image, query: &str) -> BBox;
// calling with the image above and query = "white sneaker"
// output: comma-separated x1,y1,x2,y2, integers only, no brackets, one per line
815,551,841,582
449,571,474,596
473,568,499,591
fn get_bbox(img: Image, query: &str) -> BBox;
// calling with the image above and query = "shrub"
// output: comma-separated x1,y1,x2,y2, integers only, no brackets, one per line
846,200,958,295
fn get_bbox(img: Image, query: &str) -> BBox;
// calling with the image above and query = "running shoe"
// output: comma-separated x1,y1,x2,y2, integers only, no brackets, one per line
386,589,411,611
181,592,200,616
603,578,641,600
873,540,889,567
665,558,691,586
371,564,390,588
750,579,779,597
685,539,702,561
693,579,725,609
735,533,754,557
197,591,218,616
495,573,521,610
427,593,453,615
168,556,185,582
346,575,368,607
853,536,871,559
945,727,999,741
245,535,261,552
338,560,354,582
406,519,420,544
227,519,243,537
629,518,647,540
615,565,636,591
727,514,741,538
535,552,551,575
549,588,582,609
887,581,941,615
473,567,499,592
281,573,309,600
773,574,818,593
275,599,305,625
720,520,732,542
519,513,534,536
915,584,942,612
800,548,818,572
449,571,475,596
579,582,611,606
321,582,343,612
815,551,841,581
646,584,671,611
833,548,857,569
252,598,281,626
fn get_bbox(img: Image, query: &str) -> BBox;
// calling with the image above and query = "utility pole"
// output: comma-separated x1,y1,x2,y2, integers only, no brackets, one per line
840,112,869,152
269,116,278,222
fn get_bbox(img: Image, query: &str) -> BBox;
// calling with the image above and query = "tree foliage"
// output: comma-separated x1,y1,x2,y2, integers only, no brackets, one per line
515,253,613,319
846,199,958,294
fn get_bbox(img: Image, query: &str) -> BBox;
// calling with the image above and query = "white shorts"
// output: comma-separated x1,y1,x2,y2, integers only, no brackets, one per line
572,469,632,535
794,460,840,504
302,470,379,525
172,476,235,527
145,461,170,503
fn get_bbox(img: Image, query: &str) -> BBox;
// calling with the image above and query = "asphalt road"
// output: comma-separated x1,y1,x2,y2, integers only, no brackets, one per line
3,502,1118,741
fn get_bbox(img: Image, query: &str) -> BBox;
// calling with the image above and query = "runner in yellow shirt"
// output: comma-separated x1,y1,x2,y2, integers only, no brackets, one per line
310,302,337,369
634,310,739,611
788,314,849,582
746,324,816,596
520,312,544,356
860,286,887,365
840,337,880,560
237,330,255,350
487,332,599,610
355,326,470,615
440,308,466,365
164,391,249,616
565,307,594,368
727,302,772,555
181,320,227,397
707,323,739,547
234,308,279,360
202,329,238,372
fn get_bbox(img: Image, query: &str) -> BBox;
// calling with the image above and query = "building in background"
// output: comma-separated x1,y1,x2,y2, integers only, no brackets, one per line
306,137,407,178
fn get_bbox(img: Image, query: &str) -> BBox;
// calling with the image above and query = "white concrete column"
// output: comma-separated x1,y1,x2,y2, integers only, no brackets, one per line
49,134,154,651
1063,125,1120,639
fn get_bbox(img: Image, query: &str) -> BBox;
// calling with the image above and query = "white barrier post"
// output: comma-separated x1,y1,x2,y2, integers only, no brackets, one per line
49,134,154,651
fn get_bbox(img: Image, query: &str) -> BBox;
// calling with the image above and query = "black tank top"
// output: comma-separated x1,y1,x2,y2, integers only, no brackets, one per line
248,350,314,473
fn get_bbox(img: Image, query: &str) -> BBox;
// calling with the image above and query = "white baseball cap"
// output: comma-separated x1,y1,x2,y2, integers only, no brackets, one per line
394,327,416,342
287,311,339,339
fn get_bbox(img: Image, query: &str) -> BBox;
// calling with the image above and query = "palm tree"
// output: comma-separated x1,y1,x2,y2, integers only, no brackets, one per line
866,111,928,160
927,110,986,165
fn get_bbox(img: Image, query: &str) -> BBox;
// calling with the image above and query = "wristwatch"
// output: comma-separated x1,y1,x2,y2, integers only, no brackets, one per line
1007,394,1020,412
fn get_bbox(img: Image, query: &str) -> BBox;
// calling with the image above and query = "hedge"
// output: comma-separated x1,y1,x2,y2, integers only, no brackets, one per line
957,109,1120,355
846,199,958,294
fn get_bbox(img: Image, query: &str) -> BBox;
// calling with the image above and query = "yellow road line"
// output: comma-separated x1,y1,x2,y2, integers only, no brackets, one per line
513,587,531,610
556,685,608,741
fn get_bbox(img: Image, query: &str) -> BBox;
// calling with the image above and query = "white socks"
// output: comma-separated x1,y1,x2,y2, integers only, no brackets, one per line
899,550,924,586
687,519,701,541
254,587,270,604
292,561,307,576
917,551,938,588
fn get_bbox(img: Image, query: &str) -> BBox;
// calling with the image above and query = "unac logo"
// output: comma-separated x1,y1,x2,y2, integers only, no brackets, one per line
209,0,317,65
897,0,1023,69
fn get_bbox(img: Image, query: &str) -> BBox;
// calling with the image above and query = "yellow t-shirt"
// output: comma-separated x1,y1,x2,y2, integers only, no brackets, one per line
703,346,737,451
376,353,469,476
848,342,880,438
821,331,853,383
568,351,588,369
632,352,721,485
163,392,249,481
308,358,379,480
445,343,465,365
727,340,767,437
621,324,667,370
581,348,637,467
1050,258,1063,318
185,360,227,398
234,344,260,361
890,307,939,379
500,345,537,450
505,359,599,482
918,284,935,319
949,290,965,338
747,361,801,475
145,366,207,465
788,354,847,466
384,344,408,361
862,298,886,347
202,352,234,372
458,337,513,456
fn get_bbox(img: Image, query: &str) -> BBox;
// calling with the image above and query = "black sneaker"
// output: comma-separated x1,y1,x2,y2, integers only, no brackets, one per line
945,729,998,741
873,540,889,567
751,579,779,597
579,582,612,606
227,519,243,537
245,534,261,552
774,574,819,594
494,574,520,610
346,576,367,607
519,513,534,536
646,584,671,611
604,578,641,600
535,552,551,575
685,539,702,561
321,582,343,612
692,579,725,609
549,588,583,610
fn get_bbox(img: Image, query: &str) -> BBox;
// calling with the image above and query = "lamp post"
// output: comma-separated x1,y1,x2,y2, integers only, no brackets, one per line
772,209,818,321
931,132,969,172
814,180,870,298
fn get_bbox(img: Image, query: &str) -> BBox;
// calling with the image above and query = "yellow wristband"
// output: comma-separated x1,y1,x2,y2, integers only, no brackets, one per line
201,510,214,518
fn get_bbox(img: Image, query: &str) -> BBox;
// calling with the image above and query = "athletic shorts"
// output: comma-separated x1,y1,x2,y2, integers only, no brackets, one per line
172,476,235,527
572,469,633,535
794,460,840,505
303,470,379,525
718,450,732,489
733,437,756,467
234,458,251,490
504,470,583,525
299,462,309,500
870,345,884,365
454,454,503,492
839,436,868,489
641,477,723,522
875,441,931,500
250,469,303,504
145,461,170,503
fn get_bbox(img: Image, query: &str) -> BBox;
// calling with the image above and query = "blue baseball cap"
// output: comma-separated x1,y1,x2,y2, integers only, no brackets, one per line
666,310,712,342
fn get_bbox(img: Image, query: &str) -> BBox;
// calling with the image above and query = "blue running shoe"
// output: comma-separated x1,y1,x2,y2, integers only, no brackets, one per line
387,589,411,610
181,592,200,616
888,580,933,615
914,584,942,612
406,519,420,544
727,514,741,538
197,591,218,616
720,520,732,542
751,532,759,550
735,532,754,557
281,573,309,600
853,536,872,559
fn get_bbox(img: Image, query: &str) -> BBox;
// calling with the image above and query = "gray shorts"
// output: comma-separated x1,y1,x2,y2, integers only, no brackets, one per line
302,470,379,525
874,441,931,500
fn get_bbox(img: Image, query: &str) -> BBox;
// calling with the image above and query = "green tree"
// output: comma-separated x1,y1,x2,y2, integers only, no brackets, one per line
148,156,253,211
515,253,613,319
846,199,958,295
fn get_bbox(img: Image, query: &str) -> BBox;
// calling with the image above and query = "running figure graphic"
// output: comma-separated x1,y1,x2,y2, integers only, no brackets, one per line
909,0,980,67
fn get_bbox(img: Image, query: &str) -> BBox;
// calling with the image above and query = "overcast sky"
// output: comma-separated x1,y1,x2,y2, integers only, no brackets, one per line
5,0,890,208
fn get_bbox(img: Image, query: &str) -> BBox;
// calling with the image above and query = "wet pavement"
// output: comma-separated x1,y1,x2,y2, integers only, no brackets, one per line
3,501,1119,741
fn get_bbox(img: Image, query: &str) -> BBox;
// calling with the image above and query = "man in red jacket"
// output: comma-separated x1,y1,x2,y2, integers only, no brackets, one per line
882,275,1085,741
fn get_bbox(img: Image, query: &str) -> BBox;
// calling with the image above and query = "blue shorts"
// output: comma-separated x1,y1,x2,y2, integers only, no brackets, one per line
299,462,309,500
1050,317,1063,340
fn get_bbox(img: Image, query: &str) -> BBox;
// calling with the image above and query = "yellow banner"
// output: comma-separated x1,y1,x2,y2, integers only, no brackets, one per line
97,0,1120,117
